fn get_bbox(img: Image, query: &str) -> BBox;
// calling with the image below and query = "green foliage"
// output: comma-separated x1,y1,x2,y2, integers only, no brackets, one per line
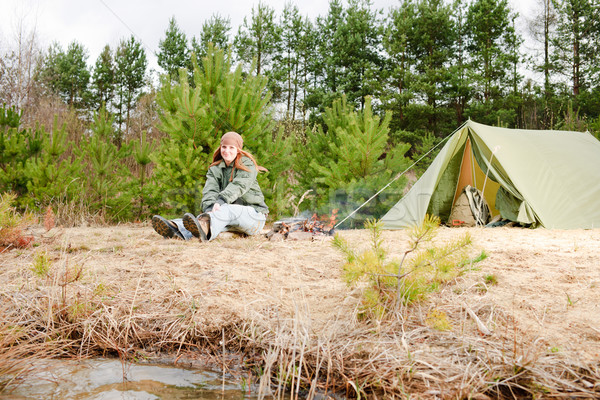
157,17,190,80
31,251,52,278
130,131,156,218
0,104,21,129
233,2,281,80
298,95,410,227
90,45,115,111
1,103,145,222
305,0,385,119
588,115,600,139
274,3,309,119
75,108,133,221
114,35,148,139
403,0,457,135
333,216,486,320
555,99,587,132
464,0,523,124
551,0,595,97
0,105,45,199
395,130,443,175
191,14,232,62
23,117,84,208
39,41,91,108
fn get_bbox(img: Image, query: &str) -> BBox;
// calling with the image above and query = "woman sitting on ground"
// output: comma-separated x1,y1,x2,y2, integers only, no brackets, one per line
152,131,268,242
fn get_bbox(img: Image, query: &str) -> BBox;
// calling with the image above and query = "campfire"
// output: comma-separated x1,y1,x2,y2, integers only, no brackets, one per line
266,210,338,241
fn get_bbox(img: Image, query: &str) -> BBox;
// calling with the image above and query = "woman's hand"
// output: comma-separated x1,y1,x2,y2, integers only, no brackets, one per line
212,203,221,212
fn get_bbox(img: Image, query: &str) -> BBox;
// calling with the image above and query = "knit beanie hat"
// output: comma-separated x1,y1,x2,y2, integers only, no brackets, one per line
220,131,243,150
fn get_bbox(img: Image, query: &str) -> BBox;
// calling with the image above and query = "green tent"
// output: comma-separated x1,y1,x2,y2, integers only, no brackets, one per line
382,120,600,229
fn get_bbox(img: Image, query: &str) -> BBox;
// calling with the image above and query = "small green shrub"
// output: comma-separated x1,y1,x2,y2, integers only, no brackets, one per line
31,252,52,278
426,309,453,331
484,273,498,285
333,215,486,319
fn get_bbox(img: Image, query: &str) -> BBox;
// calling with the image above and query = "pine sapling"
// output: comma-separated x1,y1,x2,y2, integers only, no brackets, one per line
333,215,487,320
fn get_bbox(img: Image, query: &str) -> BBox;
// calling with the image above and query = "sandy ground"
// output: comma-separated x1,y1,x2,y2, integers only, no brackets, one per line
2,223,600,378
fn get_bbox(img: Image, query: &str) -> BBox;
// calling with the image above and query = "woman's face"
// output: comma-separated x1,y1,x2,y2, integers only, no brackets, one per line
221,144,238,164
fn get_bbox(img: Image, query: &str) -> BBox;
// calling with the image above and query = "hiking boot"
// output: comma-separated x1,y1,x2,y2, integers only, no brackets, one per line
183,213,202,239
197,213,211,242
152,215,184,240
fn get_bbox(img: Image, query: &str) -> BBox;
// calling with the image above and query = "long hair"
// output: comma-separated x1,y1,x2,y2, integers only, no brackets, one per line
210,147,268,181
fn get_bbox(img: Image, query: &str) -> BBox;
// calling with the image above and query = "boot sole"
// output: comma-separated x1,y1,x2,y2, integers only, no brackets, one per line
152,215,183,240
183,213,201,239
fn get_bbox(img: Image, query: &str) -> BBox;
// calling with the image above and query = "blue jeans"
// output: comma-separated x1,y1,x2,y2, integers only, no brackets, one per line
172,204,266,241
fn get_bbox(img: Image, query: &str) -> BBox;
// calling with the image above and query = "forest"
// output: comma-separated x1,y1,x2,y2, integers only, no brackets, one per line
1,0,599,225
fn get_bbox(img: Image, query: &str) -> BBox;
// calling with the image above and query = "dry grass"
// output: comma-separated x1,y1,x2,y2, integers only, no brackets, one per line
236,286,600,399
51,198,111,227
0,297,76,394
0,224,599,398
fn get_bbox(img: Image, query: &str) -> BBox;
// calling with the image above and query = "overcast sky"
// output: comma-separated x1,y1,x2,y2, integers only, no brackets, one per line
1,0,537,74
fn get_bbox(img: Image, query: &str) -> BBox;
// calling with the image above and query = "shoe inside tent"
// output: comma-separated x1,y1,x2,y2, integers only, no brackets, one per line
381,120,600,229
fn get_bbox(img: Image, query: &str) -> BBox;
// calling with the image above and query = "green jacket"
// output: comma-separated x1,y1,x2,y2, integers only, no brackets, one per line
201,156,269,214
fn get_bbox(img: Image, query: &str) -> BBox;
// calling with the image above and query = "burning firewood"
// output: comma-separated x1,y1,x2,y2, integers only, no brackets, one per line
266,210,338,241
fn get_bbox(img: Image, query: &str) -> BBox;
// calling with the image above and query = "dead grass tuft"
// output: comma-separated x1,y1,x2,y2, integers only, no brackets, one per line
0,297,76,394
52,198,110,227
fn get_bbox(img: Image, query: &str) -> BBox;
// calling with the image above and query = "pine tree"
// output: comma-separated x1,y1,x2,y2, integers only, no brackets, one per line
152,67,214,215
39,41,91,108
91,45,115,111
130,130,156,218
76,107,133,221
308,0,346,120
528,0,559,102
295,16,317,124
448,0,471,126
233,2,281,98
337,0,385,109
157,17,190,81
382,0,417,133
551,0,594,97
298,96,410,226
114,36,148,141
464,0,522,125
276,3,303,119
191,14,231,61
0,104,45,201
23,117,84,209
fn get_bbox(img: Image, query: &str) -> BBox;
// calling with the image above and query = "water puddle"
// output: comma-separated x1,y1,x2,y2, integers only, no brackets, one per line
4,358,259,399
